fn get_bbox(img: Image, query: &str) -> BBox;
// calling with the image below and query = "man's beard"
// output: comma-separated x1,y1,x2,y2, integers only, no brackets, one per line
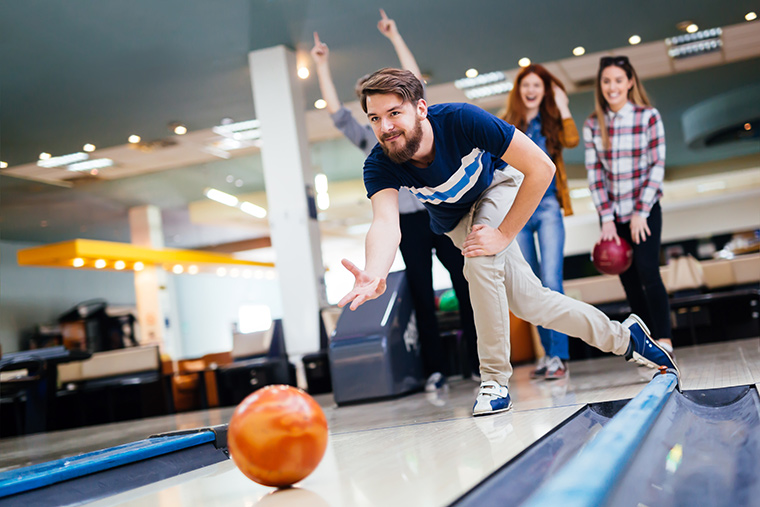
380,118,423,164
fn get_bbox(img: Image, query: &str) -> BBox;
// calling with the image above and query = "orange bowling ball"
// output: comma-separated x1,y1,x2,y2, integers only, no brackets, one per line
228,385,328,488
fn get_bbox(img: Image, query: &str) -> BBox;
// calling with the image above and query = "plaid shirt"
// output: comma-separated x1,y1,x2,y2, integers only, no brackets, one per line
583,102,666,223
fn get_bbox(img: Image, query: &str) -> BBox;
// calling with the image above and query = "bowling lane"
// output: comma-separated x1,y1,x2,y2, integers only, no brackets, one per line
3,339,758,506
88,402,581,507
82,357,673,507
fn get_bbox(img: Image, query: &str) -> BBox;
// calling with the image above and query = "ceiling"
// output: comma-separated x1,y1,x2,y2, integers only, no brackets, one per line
1,1,759,251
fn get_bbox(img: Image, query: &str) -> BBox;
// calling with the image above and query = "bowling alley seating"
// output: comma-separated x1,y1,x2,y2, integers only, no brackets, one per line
564,253,759,356
214,319,297,407
0,346,92,436
165,351,233,412
301,311,334,395
54,344,171,429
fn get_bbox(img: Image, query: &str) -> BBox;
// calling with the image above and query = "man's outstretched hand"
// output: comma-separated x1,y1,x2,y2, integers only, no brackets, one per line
337,259,387,311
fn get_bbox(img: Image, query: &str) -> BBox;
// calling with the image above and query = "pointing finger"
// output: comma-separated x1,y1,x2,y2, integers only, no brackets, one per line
379,8,388,20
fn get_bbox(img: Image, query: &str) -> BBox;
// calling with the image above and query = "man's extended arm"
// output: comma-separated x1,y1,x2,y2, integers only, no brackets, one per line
338,188,401,310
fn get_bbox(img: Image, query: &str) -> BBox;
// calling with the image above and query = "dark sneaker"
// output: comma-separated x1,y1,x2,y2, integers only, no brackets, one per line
424,372,447,392
544,356,567,380
472,380,513,416
530,356,549,379
623,315,680,376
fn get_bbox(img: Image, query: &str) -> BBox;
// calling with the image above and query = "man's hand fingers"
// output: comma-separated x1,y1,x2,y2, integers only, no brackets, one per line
341,258,361,276
379,8,388,20
338,292,355,308
313,31,320,44
350,294,368,311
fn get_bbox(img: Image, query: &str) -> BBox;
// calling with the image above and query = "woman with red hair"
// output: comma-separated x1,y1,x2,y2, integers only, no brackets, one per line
502,64,578,380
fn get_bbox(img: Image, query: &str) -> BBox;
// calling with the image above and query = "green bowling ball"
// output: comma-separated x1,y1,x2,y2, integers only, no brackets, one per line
438,289,459,312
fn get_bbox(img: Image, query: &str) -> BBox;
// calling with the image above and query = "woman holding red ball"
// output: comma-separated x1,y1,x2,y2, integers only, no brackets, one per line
584,55,673,353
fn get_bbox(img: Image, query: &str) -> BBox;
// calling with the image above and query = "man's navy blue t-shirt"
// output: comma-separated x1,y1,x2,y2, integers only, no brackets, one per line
363,102,516,234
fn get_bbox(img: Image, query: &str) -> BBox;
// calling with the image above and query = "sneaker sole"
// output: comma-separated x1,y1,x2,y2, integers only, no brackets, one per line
473,400,513,417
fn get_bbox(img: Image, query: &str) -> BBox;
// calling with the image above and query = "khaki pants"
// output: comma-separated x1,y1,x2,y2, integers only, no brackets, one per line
446,170,631,386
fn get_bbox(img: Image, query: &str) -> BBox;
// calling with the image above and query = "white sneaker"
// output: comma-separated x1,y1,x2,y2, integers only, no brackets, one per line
530,356,549,379
425,372,447,392
472,380,513,416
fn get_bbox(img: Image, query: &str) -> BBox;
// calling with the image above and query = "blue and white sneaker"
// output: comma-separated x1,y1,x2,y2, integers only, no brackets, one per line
473,380,512,416
623,314,680,377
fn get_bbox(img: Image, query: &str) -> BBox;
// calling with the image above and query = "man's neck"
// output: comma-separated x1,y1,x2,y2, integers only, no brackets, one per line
409,119,435,168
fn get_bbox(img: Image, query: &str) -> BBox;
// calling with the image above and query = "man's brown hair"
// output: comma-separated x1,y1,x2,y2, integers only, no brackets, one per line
359,68,424,113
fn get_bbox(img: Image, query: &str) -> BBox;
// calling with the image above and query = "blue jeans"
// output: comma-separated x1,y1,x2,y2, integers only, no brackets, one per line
516,195,569,360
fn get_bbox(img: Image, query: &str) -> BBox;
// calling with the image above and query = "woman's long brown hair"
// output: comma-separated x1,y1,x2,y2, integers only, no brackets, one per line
502,64,566,160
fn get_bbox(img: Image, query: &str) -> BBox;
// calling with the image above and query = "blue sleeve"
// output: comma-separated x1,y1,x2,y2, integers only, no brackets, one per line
458,103,515,159
363,147,401,199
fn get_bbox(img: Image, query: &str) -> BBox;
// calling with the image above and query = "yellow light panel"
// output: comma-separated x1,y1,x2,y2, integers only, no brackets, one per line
17,239,274,271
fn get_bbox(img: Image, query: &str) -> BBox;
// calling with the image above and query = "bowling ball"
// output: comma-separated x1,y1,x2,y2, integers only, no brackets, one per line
438,289,459,312
592,238,633,275
228,385,328,488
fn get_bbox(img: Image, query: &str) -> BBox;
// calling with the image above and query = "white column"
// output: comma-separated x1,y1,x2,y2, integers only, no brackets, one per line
128,205,182,358
248,46,328,377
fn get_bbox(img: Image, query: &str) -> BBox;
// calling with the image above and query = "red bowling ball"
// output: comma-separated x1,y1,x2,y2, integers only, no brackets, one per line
592,238,633,275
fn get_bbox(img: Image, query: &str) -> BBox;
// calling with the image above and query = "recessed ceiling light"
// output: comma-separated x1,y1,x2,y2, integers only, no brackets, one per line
39,152,51,160
73,258,85,268
217,267,227,277
314,173,328,193
314,99,327,109
133,261,145,271
686,24,698,33
128,135,141,144
629,35,641,45
94,259,107,269
173,124,187,135
746,12,757,21
572,46,585,56
83,143,96,152
0,161,7,169
114,260,126,270
37,152,88,168
518,57,531,68
744,123,752,131
205,187,239,207
297,67,310,79
188,265,199,275
317,193,330,210
172,264,184,274
465,68,479,78
240,201,267,218
67,158,113,172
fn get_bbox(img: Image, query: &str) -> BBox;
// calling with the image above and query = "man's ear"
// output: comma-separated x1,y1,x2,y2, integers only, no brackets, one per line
417,98,428,118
